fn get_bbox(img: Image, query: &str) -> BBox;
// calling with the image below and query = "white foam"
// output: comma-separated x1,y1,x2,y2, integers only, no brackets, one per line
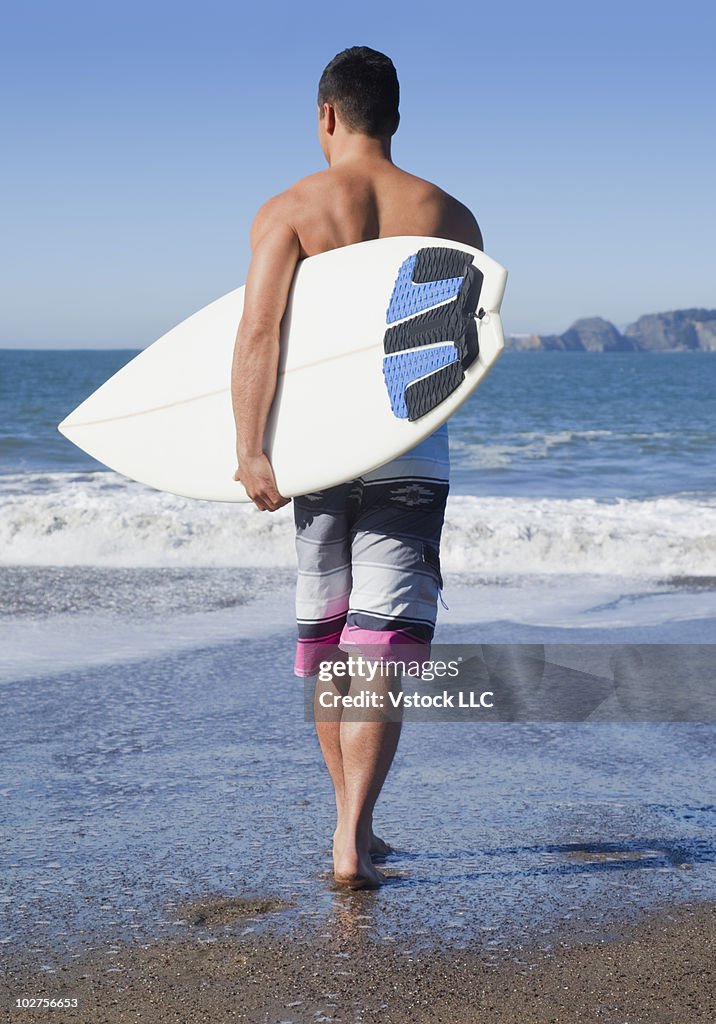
5,573,713,684
438,576,716,634
449,429,617,468
0,472,295,568
0,590,296,683
2,471,716,578
442,494,716,577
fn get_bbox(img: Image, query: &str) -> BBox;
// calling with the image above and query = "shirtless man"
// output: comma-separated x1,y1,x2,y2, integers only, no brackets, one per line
231,46,482,888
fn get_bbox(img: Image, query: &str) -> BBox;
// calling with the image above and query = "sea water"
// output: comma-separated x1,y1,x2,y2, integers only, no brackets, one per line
2,349,715,636
2,349,716,953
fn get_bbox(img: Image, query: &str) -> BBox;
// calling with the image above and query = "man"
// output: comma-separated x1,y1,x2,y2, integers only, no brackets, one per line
232,46,483,888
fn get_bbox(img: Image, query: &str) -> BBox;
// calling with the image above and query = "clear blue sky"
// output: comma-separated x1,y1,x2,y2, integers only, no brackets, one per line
2,0,714,347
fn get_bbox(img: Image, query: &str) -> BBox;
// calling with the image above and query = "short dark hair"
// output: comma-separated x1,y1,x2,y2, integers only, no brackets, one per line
317,46,400,138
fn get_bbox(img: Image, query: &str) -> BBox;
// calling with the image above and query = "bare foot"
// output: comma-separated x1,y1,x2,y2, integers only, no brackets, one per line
334,866,386,890
369,833,393,859
332,829,393,860
333,828,387,889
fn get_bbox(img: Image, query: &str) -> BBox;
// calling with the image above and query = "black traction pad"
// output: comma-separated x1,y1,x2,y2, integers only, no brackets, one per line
404,360,465,420
384,263,483,371
383,245,486,422
412,247,475,283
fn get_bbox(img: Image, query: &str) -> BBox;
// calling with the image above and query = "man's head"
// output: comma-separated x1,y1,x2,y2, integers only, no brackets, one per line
317,46,399,157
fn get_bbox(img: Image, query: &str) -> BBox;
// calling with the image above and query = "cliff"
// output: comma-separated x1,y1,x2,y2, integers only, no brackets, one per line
506,309,716,352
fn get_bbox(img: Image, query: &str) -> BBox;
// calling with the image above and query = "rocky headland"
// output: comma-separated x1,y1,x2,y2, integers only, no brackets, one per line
506,309,716,351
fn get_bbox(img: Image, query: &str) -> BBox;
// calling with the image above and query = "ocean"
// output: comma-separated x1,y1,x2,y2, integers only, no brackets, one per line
2,348,716,955
2,349,716,630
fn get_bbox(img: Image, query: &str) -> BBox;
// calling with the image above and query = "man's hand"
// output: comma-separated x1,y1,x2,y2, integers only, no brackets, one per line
234,452,290,512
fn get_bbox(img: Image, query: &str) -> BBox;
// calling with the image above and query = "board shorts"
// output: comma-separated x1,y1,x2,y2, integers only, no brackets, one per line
293,423,449,677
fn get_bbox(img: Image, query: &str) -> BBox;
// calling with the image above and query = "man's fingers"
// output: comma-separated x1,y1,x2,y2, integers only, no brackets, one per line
251,488,271,511
234,455,287,510
265,487,287,509
260,496,290,512
248,487,279,512
268,489,290,511
256,490,289,512
234,467,288,511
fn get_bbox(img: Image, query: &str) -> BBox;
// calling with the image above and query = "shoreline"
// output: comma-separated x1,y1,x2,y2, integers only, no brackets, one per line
4,900,714,1023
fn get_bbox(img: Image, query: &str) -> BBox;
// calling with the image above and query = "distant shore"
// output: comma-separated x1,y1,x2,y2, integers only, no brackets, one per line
507,307,716,351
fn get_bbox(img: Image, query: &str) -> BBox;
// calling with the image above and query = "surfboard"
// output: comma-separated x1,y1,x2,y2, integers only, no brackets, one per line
58,236,507,502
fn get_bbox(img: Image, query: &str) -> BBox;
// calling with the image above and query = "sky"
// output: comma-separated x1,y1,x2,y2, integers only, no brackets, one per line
1,0,714,347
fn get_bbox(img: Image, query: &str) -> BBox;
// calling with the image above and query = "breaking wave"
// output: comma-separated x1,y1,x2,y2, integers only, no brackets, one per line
2,471,716,577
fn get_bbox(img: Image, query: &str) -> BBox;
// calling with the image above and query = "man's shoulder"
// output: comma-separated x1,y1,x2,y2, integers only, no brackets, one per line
401,174,483,249
250,171,333,231
387,167,457,205
412,176,475,220
258,170,334,212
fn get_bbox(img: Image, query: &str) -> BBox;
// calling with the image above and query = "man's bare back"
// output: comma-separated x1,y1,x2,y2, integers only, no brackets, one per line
271,157,483,259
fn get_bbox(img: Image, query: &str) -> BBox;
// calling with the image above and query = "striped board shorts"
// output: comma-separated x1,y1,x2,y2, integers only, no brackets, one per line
293,423,450,677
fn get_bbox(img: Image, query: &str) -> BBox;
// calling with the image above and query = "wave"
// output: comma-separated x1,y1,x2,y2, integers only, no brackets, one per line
441,494,716,577
449,431,609,469
0,472,295,568
2,471,716,577
447,429,715,470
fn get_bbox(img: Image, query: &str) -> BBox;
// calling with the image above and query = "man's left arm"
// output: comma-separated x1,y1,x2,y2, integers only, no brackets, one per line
231,198,300,512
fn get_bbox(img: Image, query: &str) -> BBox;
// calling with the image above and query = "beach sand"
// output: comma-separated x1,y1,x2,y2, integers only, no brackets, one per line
3,901,714,1023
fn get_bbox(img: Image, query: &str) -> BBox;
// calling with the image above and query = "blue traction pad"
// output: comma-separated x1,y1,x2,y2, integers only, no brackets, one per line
386,254,464,324
382,344,459,419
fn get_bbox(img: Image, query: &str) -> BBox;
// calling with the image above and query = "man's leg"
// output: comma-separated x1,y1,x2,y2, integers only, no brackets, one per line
327,660,402,888
313,662,349,822
325,425,450,885
314,660,396,874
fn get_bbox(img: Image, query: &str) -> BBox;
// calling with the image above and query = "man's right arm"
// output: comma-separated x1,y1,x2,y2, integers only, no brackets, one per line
231,197,300,512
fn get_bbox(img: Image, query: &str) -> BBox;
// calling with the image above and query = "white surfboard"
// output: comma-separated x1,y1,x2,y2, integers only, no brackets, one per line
59,236,507,502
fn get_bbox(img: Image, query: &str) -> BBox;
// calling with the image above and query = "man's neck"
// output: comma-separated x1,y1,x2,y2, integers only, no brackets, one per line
327,132,392,168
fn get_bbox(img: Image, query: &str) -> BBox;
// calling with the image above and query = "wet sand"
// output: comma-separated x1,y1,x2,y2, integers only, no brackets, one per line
3,623,716,1021
3,901,715,1023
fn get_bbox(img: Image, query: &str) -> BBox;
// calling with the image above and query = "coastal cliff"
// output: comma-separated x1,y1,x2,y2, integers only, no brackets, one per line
506,309,716,351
